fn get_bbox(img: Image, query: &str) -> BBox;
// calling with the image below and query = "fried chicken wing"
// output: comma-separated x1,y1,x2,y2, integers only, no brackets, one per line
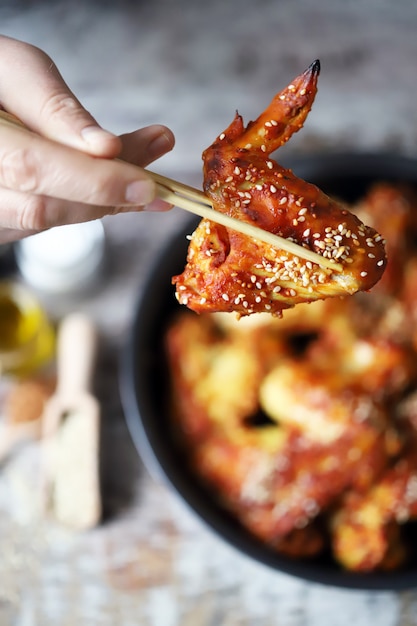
173,62,387,317
165,311,285,444
355,182,417,297
330,452,417,572
191,417,390,549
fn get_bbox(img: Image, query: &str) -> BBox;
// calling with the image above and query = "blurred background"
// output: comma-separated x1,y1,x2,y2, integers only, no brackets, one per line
2,0,417,175
1,1,417,624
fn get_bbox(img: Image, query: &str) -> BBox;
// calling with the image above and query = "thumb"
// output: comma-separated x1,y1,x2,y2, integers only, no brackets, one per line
0,36,121,158
35,89,122,158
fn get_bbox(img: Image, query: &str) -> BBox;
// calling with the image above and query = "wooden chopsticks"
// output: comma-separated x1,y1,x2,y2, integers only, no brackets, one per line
0,110,341,272
149,170,342,272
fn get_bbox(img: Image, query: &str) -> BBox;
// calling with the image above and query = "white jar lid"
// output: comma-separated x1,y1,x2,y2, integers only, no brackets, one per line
16,220,106,293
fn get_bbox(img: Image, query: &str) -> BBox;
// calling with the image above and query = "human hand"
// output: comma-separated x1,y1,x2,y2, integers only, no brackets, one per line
0,35,175,243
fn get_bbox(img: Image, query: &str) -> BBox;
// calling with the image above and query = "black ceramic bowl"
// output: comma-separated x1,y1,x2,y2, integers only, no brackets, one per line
121,153,417,590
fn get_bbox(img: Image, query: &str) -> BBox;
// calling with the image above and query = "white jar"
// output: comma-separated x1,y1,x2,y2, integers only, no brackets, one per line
15,220,106,294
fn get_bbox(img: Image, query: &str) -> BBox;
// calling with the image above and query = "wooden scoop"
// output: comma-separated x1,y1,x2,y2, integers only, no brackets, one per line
41,312,101,530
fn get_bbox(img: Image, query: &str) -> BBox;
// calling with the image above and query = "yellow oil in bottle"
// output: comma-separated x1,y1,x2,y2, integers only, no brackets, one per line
0,282,55,377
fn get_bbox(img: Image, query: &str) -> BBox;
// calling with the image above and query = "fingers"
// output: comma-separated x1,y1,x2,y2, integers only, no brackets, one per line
0,35,120,157
0,117,176,232
0,185,172,236
0,187,115,232
0,228,38,245
0,121,156,203
0,35,177,237
0,123,175,232
119,125,176,167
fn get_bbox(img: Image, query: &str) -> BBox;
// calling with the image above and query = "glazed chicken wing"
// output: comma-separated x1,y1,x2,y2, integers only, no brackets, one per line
173,61,387,317
330,452,417,572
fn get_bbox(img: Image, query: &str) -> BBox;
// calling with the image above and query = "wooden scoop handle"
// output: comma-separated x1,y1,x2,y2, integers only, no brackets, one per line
55,313,98,399
40,312,102,529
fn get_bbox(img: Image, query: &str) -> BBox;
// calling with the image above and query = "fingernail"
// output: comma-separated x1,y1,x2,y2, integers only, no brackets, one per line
125,180,155,205
148,132,173,160
81,125,117,145
144,198,174,212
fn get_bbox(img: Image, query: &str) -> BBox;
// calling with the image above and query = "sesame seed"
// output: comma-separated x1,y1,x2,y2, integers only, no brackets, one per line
266,161,274,169
219,133,226,140
270,185,277,193
377,259,384,266
303,228,310,237
360,271,368,277
234,166,241,175
222,293,230,301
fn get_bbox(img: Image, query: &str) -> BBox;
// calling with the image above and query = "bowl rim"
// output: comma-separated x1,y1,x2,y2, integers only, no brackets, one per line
120,151,417,591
